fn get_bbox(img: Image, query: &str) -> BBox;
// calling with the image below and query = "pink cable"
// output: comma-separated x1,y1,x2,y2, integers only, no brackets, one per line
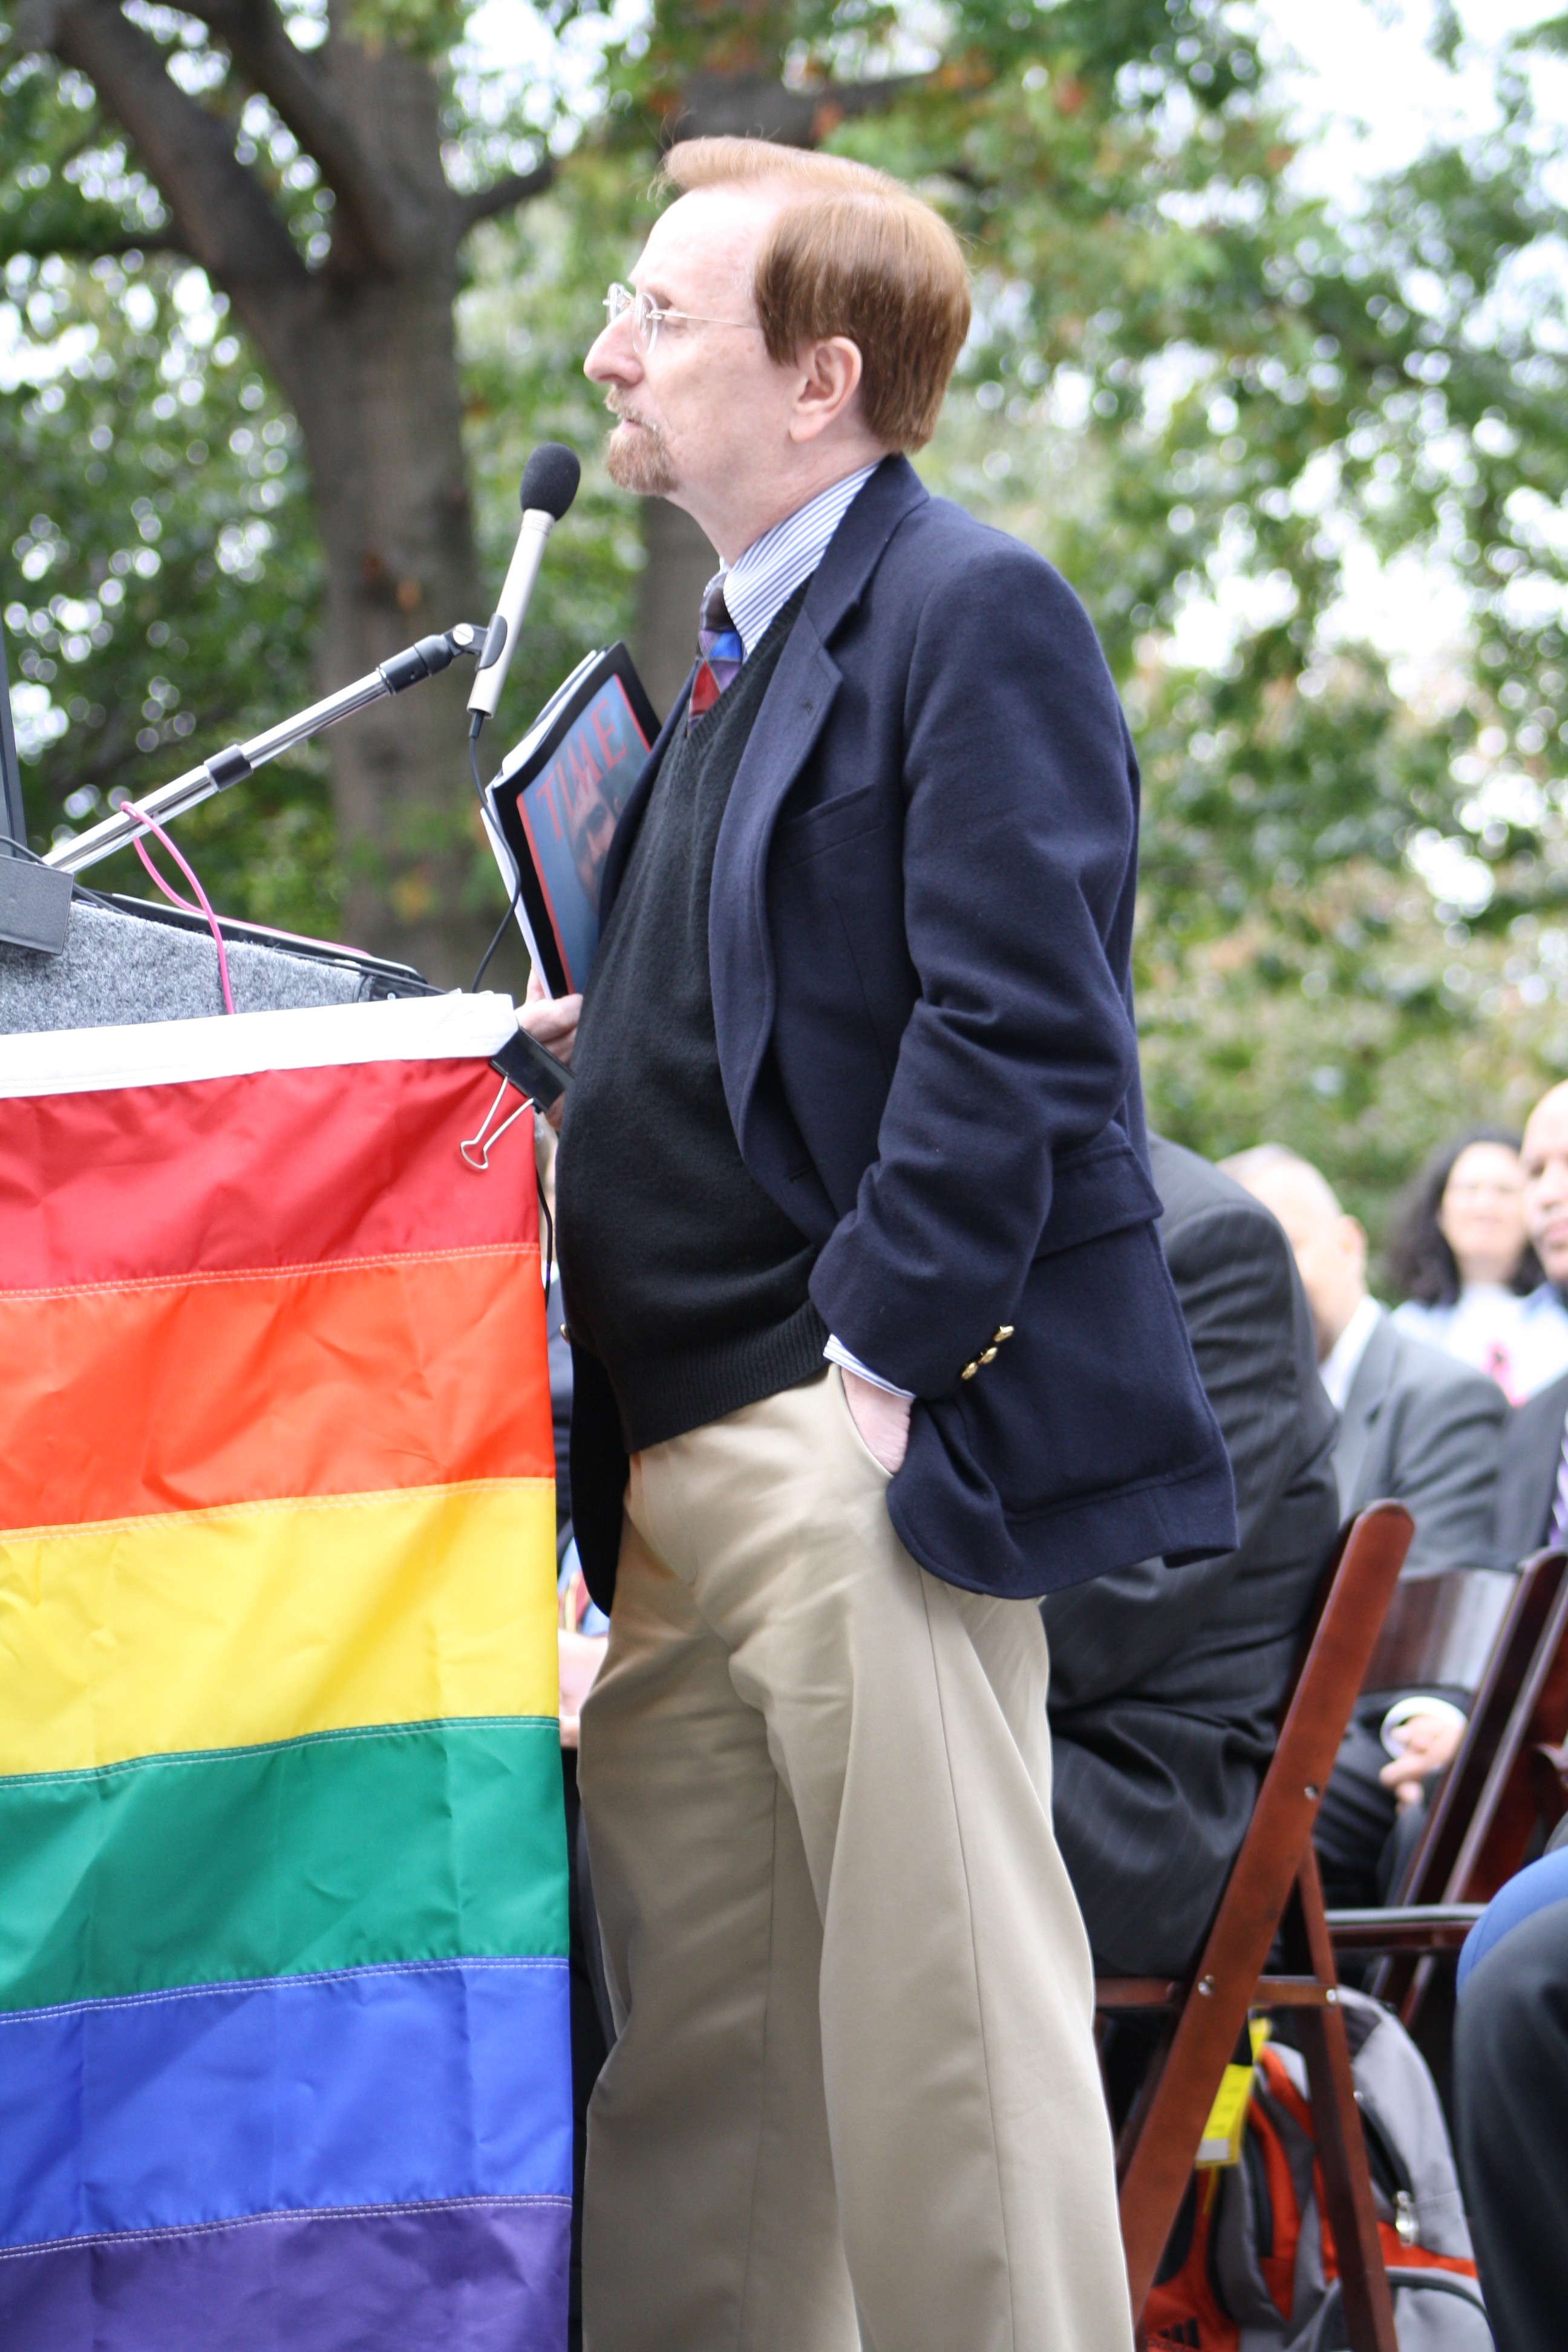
129,834,202,916
121,797,236,1017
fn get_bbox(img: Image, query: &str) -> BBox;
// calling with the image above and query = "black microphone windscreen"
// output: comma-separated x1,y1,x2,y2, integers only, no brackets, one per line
519,443,581,521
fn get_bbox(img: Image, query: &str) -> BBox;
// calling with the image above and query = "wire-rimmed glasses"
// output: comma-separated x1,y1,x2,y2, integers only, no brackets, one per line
603,283,754,353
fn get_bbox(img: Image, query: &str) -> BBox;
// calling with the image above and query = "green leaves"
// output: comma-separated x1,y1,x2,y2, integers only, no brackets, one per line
2,248,330,929
0,48,168,266
342,0,472,62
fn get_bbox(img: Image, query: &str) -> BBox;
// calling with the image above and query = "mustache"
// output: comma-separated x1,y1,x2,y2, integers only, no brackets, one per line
604,393,659,434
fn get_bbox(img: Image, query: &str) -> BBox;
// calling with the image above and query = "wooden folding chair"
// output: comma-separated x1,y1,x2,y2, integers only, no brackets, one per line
1359,1562,1515,1708
1328,1546,1568,2018
1096,1502,1413,2352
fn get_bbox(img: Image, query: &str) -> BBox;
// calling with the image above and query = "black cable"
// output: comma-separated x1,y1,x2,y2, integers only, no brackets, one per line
471,866,523,992
66,862,121,912
469,710,558,1241
466,708,528,991
537,1171,555,1298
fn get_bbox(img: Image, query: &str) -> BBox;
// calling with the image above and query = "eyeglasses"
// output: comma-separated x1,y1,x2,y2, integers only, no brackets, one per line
603,283,754,353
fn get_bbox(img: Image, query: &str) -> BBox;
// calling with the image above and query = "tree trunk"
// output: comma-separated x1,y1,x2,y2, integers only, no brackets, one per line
238,36,491,985
267,265,488,984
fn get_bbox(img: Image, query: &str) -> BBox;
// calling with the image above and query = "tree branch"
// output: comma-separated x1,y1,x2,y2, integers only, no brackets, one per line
177,0,404,269
21,227,192,260
16,0,305,296
812,72,932,127
455,159,554,238
96,227,190,256
671,68,930,146
0,167,191,265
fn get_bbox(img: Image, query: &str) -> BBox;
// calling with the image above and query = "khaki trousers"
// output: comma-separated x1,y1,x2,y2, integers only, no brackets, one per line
577,1368,1132,2352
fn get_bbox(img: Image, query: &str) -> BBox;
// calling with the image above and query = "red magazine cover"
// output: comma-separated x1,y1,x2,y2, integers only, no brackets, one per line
483,644,659,996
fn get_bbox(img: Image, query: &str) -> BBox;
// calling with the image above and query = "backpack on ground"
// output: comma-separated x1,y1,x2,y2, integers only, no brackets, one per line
1144,1987,1490,2351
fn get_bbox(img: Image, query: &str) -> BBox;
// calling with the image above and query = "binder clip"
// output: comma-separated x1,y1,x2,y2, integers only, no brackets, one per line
459,1027,572,1173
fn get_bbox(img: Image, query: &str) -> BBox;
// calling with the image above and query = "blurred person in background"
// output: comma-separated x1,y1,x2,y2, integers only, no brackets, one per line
1458,1091,1568,2345
1387,1127,1566,1402
1046,1135,1339,1984
1223,1143,1504,1906
1494,1084,1568,1569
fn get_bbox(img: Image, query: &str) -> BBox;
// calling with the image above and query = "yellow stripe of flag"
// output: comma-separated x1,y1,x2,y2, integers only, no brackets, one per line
0,1481,558,1776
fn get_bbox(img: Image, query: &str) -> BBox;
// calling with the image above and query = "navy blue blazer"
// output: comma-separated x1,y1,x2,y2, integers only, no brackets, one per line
568,454,1236,1607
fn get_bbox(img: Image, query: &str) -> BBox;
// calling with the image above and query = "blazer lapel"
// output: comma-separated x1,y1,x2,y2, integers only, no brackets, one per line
708,456,929,1147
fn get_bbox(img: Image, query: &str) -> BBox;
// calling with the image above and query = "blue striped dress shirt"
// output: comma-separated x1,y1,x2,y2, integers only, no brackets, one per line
704,463,880,655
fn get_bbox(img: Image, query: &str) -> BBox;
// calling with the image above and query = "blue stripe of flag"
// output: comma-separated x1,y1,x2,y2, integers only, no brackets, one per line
0,1959,571,2250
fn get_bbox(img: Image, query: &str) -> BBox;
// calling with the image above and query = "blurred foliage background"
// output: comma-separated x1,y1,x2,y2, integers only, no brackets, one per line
6,0,1568,1252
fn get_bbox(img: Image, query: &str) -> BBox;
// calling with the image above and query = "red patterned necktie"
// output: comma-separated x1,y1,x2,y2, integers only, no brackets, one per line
688,581,744,730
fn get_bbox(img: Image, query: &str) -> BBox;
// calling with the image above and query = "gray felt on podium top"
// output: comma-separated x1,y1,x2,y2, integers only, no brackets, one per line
0,901,374,1036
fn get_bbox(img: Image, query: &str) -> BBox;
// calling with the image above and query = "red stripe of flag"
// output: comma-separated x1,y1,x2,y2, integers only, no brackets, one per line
0,1060,536,1292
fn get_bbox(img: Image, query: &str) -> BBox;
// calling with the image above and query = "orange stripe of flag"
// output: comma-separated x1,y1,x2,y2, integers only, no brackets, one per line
0,1245,552,1530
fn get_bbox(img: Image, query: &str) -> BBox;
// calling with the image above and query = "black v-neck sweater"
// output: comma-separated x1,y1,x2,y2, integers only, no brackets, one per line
556,583,825,1452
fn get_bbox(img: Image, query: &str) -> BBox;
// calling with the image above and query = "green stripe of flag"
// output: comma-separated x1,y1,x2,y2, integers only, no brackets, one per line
0,1718,567,2013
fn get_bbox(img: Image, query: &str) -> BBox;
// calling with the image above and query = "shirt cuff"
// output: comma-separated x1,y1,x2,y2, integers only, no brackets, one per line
823,1335,913,1401
1379,1695,1468,1757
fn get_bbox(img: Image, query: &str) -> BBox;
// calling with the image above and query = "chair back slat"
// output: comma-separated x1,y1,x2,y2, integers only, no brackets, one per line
1391,1549,1568,1907
1447,1575,1568,1900
1201,1504,1413,1988
1361,1566,1514,1699
1164,1498,1409,1991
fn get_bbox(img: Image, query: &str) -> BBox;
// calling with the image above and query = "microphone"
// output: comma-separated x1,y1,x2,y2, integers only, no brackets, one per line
468,443,581,724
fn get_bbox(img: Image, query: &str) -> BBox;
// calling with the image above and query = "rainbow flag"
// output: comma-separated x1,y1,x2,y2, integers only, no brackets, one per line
0,993,569,2348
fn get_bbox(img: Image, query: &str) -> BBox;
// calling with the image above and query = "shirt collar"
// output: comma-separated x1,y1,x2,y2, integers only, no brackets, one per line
1320,1294,1383,1412
704,463,880,659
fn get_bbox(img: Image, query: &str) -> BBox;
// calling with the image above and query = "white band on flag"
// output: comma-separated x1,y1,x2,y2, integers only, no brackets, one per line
0,991,520,1100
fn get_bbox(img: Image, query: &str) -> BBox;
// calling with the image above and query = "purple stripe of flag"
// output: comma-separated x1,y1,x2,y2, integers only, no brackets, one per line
0,2198,570,2352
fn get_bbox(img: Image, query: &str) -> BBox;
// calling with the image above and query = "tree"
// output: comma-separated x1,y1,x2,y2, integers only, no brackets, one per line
4,0,554,978
10,0,1568,1242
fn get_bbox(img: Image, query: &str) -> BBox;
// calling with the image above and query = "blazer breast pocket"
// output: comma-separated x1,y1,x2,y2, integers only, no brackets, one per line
773,785,884,869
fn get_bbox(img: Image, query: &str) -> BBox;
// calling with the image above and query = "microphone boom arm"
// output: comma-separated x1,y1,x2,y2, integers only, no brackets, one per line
45,622,484,878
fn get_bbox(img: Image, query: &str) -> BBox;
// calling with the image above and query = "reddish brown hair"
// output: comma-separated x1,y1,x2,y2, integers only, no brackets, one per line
660,138,970,451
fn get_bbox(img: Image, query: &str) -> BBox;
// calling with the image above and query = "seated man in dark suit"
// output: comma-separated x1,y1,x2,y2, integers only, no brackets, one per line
1226,1143,1506,1906
1497,1370,1568,1567
1045,1135,1339,1976
1497,1082,1568,1567
1453,1824,1568,2352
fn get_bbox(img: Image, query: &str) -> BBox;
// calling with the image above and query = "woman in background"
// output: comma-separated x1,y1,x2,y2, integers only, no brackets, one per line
1389,1126,1568,1400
